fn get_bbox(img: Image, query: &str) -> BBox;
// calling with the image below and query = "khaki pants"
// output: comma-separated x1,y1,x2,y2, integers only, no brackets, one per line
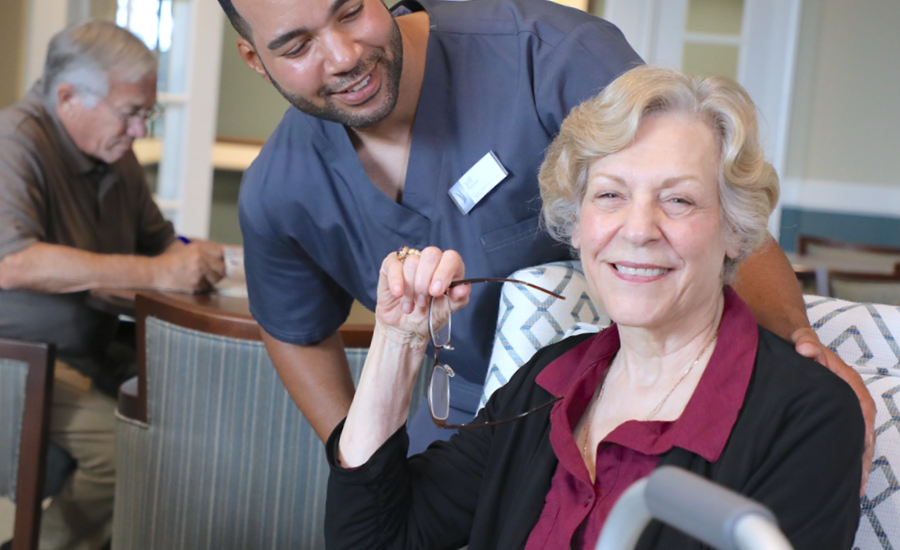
39,362,115,550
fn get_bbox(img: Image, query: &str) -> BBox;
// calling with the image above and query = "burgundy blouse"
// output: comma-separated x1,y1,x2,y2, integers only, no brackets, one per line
524,287,759,550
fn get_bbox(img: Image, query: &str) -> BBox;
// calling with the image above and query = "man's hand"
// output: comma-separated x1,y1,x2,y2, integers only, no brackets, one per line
153,241,226,291
792,327,876,496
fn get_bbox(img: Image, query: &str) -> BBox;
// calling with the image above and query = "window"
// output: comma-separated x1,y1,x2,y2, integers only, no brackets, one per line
115,0,224,238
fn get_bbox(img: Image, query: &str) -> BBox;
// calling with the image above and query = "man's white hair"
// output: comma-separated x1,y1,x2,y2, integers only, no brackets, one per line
42,20,157,109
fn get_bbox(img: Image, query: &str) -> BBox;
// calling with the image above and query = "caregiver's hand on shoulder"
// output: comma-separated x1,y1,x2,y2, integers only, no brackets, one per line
792,327,876,496
377,246,471,342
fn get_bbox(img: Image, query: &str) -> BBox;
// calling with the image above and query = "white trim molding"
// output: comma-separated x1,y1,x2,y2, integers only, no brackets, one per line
604,0,688,67
780,178,900,219
154,0,224,239
737,0,804,240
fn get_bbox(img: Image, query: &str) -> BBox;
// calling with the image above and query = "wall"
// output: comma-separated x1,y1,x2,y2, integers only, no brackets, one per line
67,0,116,23
215,23,289,141
0,0,28,109
209,22,291,246
682,0,742,80
780,0,900,250
800,0,900,185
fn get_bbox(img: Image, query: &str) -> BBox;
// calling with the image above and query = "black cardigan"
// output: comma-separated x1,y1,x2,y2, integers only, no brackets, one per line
326,328,864,550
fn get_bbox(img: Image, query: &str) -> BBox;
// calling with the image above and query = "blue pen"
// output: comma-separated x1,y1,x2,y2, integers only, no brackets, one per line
177,235,191,245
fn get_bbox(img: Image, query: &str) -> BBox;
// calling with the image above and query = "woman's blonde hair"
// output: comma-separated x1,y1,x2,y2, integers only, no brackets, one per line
539,65,779,282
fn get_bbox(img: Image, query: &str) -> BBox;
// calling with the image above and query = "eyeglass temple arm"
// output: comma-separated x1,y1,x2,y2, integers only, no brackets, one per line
436,395,563,430
449,278,565,300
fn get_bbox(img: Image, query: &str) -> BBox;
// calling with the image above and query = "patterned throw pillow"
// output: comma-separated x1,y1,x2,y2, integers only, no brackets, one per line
480,261,609,409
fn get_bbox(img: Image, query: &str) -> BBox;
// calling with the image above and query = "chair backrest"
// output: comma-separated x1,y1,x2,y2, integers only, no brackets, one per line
827,270,900,306
480,261,610,408
798,234,900,270
485,262,900,550
0,338,55,550
112,292,377,550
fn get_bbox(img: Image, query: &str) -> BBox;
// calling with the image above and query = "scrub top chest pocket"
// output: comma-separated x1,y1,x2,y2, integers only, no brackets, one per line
480,216,567,278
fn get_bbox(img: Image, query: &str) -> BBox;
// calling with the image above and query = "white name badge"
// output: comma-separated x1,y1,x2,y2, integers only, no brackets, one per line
448,151,509,215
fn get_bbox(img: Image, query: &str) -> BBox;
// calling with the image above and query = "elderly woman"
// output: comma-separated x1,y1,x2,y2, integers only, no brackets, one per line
326,66,864,549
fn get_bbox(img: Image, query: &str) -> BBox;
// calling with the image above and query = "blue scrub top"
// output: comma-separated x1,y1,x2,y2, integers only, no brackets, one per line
239,0,641,412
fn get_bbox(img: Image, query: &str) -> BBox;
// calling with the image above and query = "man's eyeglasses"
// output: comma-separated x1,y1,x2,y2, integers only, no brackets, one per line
427,278,565,429
97,96,165,126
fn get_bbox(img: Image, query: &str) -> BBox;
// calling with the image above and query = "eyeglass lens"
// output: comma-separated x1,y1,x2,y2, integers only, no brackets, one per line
429,365,452,421
429,295,452,349
425,277,565,429
145,105,164,122
127,106,161,124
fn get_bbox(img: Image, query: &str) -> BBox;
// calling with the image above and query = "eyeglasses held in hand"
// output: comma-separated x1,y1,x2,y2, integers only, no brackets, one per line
427,278,564,429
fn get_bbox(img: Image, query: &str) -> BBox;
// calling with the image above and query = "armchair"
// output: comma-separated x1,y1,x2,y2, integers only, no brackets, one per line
111,292,414,549
0,338,55,550
484,261,900,549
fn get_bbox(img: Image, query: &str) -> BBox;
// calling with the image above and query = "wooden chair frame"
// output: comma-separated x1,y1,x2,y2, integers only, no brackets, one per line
797,234,900,258
0,338,55,550
122,291,374,423
795,235,900,298
824,269,900,304
796,268,900,299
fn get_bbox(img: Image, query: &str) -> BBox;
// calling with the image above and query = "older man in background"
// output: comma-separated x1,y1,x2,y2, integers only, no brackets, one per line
0,21,224,550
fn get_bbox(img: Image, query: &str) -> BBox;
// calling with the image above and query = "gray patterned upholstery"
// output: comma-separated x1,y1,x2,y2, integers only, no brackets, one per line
0,357,28,501
480,261,610,409
113,318,427,550
484,261,900,550
805,296,900,550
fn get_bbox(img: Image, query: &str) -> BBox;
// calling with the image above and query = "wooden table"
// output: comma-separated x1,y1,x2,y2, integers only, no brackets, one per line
87,287,252,320
92,288,375,423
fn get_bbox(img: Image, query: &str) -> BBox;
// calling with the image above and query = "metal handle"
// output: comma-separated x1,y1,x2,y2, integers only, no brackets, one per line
596,466,793,550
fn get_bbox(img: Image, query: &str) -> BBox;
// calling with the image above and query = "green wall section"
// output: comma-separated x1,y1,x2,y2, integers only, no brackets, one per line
0,0,27,110
685,0,743,35
215,23,290,141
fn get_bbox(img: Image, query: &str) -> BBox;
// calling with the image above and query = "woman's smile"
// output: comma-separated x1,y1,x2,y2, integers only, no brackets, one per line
610,262,671,281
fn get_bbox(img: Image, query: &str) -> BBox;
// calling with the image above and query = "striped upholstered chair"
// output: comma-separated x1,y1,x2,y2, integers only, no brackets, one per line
481,260,900,550
0,338,55,550
112,292,424,550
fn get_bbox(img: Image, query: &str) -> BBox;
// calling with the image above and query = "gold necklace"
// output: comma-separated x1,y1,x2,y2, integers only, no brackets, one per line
579,329,719,462
643,329,719,421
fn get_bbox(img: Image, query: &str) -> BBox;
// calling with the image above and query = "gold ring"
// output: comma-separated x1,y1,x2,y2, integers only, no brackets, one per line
397,246,421,263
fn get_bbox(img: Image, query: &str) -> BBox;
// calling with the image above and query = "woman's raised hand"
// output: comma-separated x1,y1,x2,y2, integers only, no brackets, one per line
376,247,471,342
339,248,470,468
